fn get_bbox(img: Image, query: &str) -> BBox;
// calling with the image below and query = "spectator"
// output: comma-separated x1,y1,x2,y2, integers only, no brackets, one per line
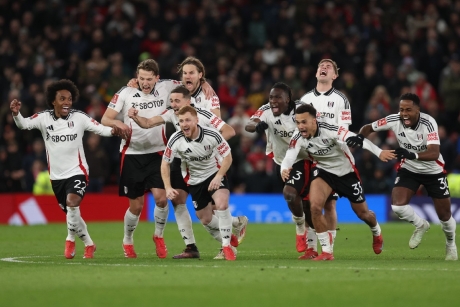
32,159,53,195
84,133,110,193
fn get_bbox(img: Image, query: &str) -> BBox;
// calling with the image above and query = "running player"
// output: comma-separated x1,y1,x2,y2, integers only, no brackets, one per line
357,93,457,260
299,59,351,258
128,86,248,257
245,82,311,257
101,59,214,259
281,104,392,260
10,79,123,259
162,106,236,260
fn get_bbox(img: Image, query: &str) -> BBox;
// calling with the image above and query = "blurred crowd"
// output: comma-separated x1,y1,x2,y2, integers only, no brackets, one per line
0,0,459,195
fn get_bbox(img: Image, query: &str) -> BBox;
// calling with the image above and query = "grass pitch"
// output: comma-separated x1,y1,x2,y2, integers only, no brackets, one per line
0,222,458,307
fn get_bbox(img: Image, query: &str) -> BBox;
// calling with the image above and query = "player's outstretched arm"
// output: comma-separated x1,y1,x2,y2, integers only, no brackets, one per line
219,124,236,140
245,118,260,133
128,108,164,128
101,108,131,139
358,123,375,138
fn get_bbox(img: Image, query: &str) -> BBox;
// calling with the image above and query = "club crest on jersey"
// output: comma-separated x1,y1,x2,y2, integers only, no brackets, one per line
196,97,201,103
327,101,334,108
204,145,211,151
322,139,330,144
68,121,74,128
417,134,423,140
153,90,159,97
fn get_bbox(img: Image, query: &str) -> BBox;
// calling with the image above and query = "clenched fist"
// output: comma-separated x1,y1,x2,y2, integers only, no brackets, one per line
10,99,22,116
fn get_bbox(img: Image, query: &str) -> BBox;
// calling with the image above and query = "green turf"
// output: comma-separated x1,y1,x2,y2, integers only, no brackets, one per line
0,222,458,307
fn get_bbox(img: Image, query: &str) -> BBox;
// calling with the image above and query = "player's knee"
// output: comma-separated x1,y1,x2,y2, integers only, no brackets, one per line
283,188,297,204
154,198,168,208
310,202,323,216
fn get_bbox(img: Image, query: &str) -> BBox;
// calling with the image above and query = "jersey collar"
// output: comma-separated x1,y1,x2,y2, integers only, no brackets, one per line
313,87,334,96
185,124,205,143
50,110,71,121
191,86,202,98
400,114,421,130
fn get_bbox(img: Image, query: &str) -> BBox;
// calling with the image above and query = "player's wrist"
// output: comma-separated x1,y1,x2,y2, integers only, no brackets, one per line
414,153,419,160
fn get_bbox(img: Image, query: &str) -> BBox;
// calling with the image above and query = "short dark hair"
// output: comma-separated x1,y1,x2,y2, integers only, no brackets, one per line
45,79,79,108
171,86,191,100
178,105,197,117
295,103,317,118
177,57,206,83
400,93,420,107
137,59,159,76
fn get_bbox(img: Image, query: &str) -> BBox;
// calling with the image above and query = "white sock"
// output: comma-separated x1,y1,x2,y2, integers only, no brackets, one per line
370,223,381,236
317,232,332,254
123,209,139,245
292,214,306,235
174,204,196,245
307,227,317,251
77,216,93,246
328,229,336,250
203,214,222,242
392,205,424,228
440,216,457,247
232,216,239,227
216,208,232,247
67,207,93,246
154,205,169,237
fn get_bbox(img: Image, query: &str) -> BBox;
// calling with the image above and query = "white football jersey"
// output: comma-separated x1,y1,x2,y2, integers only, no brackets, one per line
160,108,225,132
13,110,113,180
250,102,309,165
282,122,361,177
191,86,220,111
300,88,352,128
108,79,181,154
372,112,445,174
163,125,231,185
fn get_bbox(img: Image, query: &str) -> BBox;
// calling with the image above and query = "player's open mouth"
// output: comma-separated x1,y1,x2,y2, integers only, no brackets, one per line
62,107,70,112
141,85,151,91
320,70,327,76
271,106,279,113
403,117,411,125
183,127,190,133
300,130,308,137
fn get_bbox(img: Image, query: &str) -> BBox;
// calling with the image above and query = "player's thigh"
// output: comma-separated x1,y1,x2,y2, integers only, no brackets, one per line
392,169,419,205
211,175,230,210
422,172,450,199
284,160,311,199
309,169,333,210
333,172,366,203
54,175,87,209
119,154,150,199
188,177,214,212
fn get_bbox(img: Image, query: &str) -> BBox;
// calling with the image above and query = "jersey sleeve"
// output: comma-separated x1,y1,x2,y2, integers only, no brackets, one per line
82,113,113,136
426,116,441,146
108,86,129,113
371,114,399,131
202,110,225,131
163,132,180,163
210,95,220,110
337,96,352,127
281,130,303,171
161,79,183,93
160,109,175,123
250,103,270,120
215,135,231,158
13,112,44,131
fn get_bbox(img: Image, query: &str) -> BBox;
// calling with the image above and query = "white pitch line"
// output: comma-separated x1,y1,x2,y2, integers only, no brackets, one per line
1,255,459,272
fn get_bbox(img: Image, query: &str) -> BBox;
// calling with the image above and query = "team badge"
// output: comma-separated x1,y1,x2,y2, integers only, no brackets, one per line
327,101,334,108
417,134,423,140
204,145,211,151
68,121,74,128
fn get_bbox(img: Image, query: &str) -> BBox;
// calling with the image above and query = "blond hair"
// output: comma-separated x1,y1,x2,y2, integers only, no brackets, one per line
318,59,339,76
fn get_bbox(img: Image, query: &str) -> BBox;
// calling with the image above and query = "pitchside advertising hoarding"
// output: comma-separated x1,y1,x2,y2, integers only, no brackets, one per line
1,193,459,225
